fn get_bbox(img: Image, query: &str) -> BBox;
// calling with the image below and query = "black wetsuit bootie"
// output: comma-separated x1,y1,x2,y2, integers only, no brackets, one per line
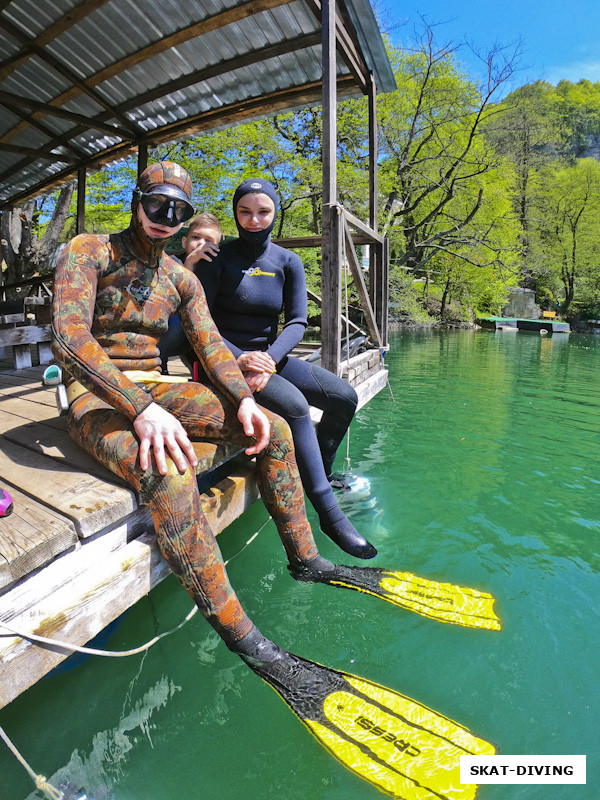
227,625,287,667
318,506,377,559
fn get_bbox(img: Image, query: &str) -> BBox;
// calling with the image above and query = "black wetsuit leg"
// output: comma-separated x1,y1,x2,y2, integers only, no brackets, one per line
256,360,375,559
277,357,358,478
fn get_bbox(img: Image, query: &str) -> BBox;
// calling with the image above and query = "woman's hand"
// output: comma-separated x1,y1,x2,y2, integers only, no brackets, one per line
134,402,199,475
237,397,271,455
237,351,276,374
243,370,272,393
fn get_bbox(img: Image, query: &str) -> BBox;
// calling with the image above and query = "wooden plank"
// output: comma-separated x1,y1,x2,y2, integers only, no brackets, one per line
0,485,78,589
0,463,260,708
354,368,389,406
0,392,65,423
0,531,168,708
0,324,51,346
0,437,137,538
0,376,57,407
0,312,25,324
341,207,385,244
12,344,32,369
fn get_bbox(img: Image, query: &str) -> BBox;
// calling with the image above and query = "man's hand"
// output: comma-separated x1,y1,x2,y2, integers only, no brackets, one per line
237,397,271,455
237,351,276,374
134,402,199,475
183,240,220,269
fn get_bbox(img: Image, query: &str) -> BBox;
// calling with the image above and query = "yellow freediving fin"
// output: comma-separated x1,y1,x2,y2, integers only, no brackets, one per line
243,648,495,800
290,564,501,631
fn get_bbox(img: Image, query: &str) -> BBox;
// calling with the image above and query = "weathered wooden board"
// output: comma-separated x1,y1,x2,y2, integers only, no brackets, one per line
0,485,78,590
0,437,137,537
0,375,57,407
0,324,51,347
0,393,59,423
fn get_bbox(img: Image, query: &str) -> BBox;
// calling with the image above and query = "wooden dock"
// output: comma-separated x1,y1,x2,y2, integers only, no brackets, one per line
0,354,387,709
477,316,571,333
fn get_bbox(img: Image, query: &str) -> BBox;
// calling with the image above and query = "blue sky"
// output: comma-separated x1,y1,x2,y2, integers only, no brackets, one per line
379,0,600,91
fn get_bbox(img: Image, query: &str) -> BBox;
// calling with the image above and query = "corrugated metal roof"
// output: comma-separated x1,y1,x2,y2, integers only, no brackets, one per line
0,0,396,207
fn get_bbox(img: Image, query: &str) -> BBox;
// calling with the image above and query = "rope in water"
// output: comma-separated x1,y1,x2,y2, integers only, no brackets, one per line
0,724,63,799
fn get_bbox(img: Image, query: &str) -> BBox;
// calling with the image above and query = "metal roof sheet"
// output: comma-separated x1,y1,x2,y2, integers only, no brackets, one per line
0,0,396,207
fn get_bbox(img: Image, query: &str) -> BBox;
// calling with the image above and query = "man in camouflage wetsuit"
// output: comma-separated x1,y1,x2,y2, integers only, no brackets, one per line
52,161,332,659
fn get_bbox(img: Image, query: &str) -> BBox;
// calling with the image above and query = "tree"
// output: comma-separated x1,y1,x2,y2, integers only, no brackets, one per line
1,184,74,294
485,81,568,277
377,29,520,278
535,158,600,314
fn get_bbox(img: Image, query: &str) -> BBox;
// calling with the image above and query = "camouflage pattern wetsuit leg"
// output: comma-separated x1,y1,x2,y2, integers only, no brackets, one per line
68,381,316,645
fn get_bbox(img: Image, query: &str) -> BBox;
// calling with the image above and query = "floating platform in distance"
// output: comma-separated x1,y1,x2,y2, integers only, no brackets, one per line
477,316,571,333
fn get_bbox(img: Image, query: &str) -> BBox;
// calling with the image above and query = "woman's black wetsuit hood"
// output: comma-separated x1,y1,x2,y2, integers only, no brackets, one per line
233,178,279,247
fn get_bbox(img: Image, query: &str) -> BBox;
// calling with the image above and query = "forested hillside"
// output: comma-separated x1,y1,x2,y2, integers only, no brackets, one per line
4,30,600,325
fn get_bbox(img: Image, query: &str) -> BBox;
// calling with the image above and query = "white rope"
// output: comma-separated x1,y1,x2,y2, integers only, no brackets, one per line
0,516,273,659
0,724,63,800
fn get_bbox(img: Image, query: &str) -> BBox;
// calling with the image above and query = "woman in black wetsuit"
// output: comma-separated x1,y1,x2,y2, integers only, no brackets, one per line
198,178,376,559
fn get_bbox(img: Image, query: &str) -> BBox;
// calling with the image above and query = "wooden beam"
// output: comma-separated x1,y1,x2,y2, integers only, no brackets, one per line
77,167,86,235
303,0,369,91
0,90,134,138
138,143,148,178
273,233,381,248
341,207,385,243
0,0,112,82
0,142,74,163
320,0,341,375
342,216,382,347
115,32,323,117
306,288,363,334
0,0,298,155
25,0,298,115
0,76,360,210
0,16,140,137
368,73,378,231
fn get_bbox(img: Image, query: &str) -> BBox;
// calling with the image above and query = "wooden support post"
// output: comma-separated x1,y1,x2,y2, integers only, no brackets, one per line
138,143,148,178
370,238,389,349
368,72,378,232
321,0,341,375
76,166,86,235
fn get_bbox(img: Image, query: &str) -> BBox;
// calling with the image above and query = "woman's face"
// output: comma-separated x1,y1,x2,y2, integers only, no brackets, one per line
235,192,275,232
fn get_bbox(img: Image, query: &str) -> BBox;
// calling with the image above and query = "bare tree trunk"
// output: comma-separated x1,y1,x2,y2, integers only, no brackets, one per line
0,183,73,295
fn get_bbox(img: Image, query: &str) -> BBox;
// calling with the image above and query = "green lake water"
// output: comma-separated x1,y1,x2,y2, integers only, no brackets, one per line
1,327,598,800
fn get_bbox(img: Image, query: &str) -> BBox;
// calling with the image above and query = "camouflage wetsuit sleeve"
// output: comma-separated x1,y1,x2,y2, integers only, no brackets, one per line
52,233,156,419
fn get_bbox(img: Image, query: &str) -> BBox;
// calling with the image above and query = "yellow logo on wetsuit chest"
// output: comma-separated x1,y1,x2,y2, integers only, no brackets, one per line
242,267,276,277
